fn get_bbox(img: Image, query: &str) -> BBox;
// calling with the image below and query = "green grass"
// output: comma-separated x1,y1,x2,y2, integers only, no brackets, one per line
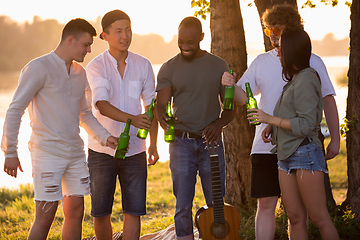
1,140,359,239
0,162,206,239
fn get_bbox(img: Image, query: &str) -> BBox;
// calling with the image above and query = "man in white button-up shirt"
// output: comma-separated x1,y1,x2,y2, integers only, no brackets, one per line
86,10,159,240
1,19,118,240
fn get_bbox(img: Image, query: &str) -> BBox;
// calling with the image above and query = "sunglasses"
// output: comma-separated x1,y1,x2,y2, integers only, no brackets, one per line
264,27,285,37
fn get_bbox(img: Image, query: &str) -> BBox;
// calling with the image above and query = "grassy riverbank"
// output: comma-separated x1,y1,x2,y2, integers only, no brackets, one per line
1,139,359,239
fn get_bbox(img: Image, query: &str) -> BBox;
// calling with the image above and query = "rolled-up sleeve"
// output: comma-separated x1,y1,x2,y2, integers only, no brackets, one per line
141,61,156,106
79,82,111,146
290,74,322,137
86,63,112,110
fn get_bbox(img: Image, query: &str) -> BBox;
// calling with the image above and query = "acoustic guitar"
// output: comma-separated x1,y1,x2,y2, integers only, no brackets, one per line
195,141,241,240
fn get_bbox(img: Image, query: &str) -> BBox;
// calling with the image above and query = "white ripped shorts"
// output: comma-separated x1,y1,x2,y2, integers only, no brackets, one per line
30,147,90,202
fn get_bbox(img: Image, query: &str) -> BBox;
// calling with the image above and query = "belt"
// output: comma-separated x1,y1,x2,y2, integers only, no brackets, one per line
175,130,203,139
300,137,311,146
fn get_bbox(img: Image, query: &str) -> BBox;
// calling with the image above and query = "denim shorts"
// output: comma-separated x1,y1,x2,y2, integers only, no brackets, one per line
87,149,147,217
278,142,328,174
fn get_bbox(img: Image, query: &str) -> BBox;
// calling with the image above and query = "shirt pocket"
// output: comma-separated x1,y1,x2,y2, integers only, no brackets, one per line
128,80,142,99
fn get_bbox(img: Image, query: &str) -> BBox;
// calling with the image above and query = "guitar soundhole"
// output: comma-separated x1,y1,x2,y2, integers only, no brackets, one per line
210,221,230,239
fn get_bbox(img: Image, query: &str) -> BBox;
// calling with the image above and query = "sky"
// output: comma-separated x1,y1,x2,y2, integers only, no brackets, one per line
0,0,352,52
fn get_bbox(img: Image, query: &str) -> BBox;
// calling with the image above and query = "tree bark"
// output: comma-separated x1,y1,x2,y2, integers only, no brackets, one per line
344,0,360,221
210,0,256,209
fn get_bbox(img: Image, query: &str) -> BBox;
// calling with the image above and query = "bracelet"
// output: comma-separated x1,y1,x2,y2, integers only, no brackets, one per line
279,118,283,128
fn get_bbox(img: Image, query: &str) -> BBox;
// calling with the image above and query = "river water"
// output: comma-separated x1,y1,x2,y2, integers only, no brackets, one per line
0,58,349,189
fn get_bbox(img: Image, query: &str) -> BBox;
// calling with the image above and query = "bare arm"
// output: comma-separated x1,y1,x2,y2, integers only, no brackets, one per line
322,95,340,160
155,87,172,131
203,91,237,144
96,100,151,130
234,85,247,105
222,71,247,105
261,124,273,143
147,104,159,166
248,109,291,130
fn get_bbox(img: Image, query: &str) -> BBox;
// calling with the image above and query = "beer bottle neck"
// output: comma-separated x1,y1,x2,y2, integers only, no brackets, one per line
166,102,173,117
123,119,131,133
148,99,156,113
246,84,253,98
148,105,154,113
246,91,253,98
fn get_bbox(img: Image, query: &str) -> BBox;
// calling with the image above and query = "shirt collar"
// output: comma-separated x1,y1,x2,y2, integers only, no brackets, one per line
271,48,280,58
50,51,73,74
105,50,130,66
51,51,65,64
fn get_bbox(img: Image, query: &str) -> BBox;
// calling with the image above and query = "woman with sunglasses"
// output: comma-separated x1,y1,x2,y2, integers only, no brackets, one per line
248,28,339,240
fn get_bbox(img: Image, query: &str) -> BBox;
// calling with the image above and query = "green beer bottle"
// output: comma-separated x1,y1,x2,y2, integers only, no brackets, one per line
245,82,260,126
165,101,175,143
223,69,235,111
114,118,131,159
137,98,156,139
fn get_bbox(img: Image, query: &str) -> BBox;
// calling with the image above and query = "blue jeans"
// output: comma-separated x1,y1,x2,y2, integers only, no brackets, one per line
169,136,225,238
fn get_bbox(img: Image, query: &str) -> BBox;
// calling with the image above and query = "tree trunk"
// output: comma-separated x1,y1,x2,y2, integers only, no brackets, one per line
254,0,337,211
210,0,256,209
344,0,360,221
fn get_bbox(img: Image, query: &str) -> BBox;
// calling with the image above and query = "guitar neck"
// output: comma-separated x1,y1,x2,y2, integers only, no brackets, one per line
210,154,225,224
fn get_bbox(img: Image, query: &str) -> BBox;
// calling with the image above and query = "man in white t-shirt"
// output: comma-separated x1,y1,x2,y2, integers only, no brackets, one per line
86,10,159,240
222,4,340,240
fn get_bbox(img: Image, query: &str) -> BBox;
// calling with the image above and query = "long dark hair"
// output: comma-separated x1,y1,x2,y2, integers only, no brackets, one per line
280,28,311,81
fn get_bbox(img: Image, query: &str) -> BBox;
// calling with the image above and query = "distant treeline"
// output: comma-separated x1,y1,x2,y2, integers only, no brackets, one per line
0,15,349,73
0,15,179,72
312,33,349,57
